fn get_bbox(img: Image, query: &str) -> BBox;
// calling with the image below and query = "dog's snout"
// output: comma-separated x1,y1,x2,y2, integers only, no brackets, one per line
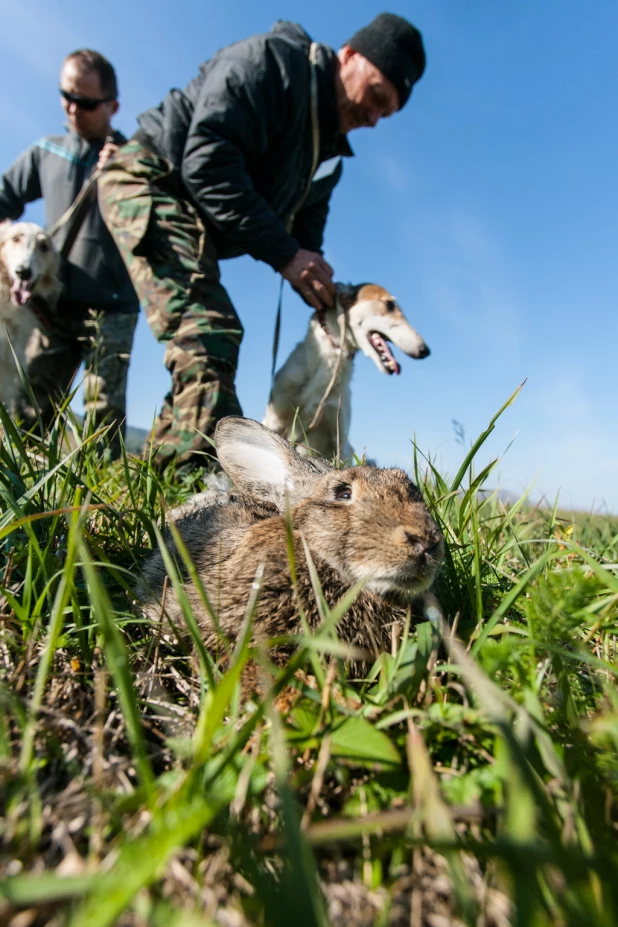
16,267,33,281
417,343,430,359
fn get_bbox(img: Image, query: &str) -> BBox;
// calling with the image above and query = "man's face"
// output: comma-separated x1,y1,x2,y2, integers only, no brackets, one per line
60,59,118,141
336,45,400,134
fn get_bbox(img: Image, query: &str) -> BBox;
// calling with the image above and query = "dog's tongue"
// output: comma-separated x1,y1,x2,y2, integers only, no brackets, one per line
370,332,401,375
10,279,32,307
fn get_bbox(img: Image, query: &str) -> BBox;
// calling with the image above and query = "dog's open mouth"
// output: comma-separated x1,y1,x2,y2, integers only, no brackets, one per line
368,332,401,375
10,279,34,307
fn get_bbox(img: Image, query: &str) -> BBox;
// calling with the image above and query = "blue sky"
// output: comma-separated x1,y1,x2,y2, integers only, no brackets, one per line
1,0,617,512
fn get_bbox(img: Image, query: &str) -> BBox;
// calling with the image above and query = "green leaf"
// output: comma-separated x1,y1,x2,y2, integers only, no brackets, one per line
329,715,401,769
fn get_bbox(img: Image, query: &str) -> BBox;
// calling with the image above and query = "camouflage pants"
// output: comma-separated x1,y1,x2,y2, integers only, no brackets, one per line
98,139,244,472
19,308,138,460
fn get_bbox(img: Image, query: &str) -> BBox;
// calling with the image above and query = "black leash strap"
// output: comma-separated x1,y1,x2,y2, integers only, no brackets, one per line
270,277,284,382
271,44,320,386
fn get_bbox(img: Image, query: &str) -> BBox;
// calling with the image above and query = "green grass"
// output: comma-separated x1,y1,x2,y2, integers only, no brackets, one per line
0,392,617,926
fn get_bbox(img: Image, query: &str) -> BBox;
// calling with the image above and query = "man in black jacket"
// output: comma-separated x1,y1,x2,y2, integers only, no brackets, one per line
99,14,426,473
0,49,139,458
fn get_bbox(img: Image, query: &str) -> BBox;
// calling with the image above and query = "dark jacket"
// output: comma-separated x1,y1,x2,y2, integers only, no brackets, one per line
136,21,352,271
0,129,138,313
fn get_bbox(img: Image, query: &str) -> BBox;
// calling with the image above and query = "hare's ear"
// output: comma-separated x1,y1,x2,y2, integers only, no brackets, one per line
215,417,331,510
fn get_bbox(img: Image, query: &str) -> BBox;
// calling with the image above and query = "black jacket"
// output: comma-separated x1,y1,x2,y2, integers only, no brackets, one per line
0,129,139,313
137,21,352,271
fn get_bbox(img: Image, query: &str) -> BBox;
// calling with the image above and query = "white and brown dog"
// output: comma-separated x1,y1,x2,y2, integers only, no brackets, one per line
0,221,62,409
263,283,430,460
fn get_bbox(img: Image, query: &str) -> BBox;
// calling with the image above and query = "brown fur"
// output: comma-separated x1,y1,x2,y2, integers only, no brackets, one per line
336,283,397,312
139,418,444,673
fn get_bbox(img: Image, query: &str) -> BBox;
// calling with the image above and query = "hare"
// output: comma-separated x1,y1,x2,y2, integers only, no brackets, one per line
139,417,444,671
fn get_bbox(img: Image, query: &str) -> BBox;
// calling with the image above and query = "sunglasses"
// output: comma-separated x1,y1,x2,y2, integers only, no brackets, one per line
59,88,114,111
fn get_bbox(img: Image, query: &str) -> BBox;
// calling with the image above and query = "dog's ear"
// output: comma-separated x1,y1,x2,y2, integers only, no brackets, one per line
0,220,11,241
336,283,365,311
215,417,331,510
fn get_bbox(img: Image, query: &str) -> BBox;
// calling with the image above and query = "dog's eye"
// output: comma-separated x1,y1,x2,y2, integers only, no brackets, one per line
11,235,21,243
385,299,396,312
38,240,50,252
334,484,352,501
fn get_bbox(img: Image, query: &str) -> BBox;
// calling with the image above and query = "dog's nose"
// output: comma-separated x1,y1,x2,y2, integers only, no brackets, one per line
16,267,32,281
416,344,430,359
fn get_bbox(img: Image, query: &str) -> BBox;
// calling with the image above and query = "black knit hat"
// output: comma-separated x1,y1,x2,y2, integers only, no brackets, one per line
346,12,426,109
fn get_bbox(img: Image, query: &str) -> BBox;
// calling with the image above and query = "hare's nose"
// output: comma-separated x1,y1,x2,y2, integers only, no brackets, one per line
403,530,422,547
395,526,426,552
398,527,443,562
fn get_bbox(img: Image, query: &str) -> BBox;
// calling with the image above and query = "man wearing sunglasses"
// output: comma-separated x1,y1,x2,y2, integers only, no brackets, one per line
0,49,139,458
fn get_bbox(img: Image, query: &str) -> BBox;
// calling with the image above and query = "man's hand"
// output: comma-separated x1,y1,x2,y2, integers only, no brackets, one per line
97,140,119,170
280,249,336,310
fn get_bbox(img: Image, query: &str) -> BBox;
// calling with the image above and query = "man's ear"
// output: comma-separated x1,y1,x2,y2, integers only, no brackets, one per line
109,100,119,118
337,44,357,65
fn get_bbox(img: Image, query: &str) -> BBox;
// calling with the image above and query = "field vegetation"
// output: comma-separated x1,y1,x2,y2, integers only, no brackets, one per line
1,389,617,926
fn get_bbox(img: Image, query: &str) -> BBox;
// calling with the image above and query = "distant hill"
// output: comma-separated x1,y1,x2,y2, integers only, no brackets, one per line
69,413,148,456
124,424,149,455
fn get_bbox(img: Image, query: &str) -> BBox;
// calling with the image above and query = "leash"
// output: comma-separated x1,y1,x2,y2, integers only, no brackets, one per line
270,277,284,381
315,306,352,355
47,134,115,261
265,43,351,440
48,175,99,260
307,300,349,433
271,43,321,385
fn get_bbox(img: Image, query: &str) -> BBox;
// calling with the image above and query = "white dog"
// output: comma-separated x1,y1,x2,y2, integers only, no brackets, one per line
263,283,430,460
0,221,62,409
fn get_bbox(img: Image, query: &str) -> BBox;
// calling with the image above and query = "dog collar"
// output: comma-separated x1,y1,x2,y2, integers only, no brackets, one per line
316,308,355,359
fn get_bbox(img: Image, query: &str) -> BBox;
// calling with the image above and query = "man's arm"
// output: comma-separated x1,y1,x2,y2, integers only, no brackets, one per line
0,145,42,222
182,44,335,307
181,46,300,271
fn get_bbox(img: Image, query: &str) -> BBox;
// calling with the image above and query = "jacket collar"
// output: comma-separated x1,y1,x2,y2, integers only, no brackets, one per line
64,127,123,152
315,46,354,160
270,21,354,160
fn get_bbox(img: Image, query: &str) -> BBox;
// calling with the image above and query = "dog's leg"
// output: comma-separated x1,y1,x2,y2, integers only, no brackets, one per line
263,344,309,441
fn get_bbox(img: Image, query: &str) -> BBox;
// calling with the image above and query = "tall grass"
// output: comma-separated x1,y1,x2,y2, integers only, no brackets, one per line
0,393,617,926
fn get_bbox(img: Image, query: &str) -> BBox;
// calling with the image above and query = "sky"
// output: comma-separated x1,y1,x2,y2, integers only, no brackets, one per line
1,0,617,513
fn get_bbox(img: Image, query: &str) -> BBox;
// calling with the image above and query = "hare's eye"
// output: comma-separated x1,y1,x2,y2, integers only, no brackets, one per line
334,484,352,501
